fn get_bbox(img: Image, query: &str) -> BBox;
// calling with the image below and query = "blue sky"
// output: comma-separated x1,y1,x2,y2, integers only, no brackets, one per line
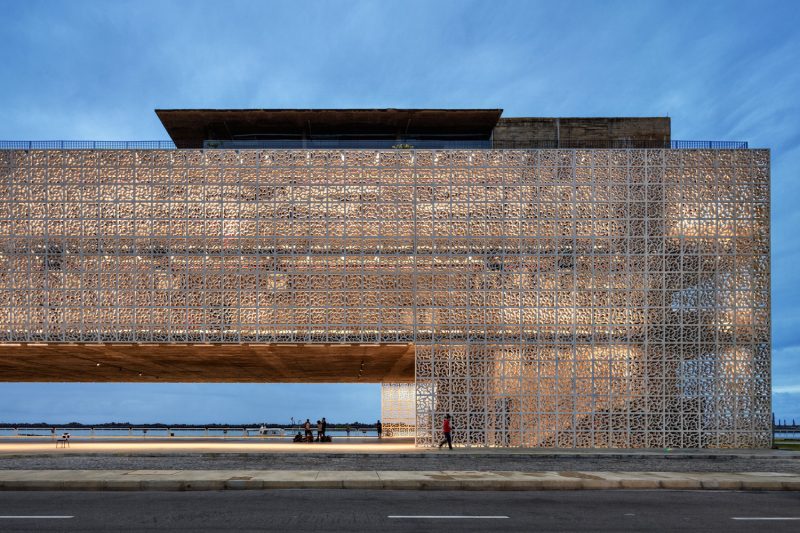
0,0,798,424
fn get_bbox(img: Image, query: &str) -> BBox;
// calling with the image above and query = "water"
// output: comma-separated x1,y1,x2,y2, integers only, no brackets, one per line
4,427,794,441
0,427,379,438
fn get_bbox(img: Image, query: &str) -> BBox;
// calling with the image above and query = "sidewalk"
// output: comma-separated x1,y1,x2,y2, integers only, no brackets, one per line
2,440,798,458
1,469,798,491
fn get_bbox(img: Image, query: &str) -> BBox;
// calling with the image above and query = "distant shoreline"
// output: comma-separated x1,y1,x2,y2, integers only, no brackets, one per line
0,422,377,429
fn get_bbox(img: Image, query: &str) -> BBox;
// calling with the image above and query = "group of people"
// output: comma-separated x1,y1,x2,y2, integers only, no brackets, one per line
291,419,389,442
293,417,331,443
289,416,456,448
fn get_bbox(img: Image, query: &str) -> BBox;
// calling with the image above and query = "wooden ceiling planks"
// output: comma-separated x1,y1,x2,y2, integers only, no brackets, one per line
0,343,415,383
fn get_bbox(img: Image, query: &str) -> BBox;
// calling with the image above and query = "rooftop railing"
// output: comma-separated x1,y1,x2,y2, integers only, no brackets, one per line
493,140,750,150
0,139,750,150
0,140,177,150
0,426,383,439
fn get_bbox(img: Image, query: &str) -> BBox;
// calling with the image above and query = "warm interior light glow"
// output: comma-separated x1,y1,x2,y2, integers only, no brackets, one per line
0,147,770,448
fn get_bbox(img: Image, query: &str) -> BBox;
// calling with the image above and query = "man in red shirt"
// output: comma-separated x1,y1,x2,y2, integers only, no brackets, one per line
438,414,452,450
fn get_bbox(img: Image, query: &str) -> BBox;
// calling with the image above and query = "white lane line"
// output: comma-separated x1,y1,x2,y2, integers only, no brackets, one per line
732,517,800,521
389,514,508,520
0,515,75,520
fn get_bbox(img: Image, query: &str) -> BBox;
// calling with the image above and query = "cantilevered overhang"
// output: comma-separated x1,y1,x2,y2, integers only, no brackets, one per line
0,343,415,383
155,108,503,148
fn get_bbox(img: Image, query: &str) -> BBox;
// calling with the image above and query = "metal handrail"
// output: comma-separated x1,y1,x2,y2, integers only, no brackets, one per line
0,139,750,150
0,140,176,150
0,426,381,438
493,140,749,149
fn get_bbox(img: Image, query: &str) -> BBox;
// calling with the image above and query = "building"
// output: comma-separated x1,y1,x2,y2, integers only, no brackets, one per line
0,109,770,447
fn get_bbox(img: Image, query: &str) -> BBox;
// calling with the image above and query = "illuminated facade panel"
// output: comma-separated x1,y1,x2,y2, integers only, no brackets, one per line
381,382,416,437
0,148,770,447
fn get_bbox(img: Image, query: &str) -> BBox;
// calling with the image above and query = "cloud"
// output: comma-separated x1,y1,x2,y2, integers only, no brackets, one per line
773,393,800,422
0,0,798,422
773,345,800,390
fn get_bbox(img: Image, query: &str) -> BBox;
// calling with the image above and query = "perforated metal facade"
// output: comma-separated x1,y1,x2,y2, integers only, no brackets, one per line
0,148,770,447
381,382,416,437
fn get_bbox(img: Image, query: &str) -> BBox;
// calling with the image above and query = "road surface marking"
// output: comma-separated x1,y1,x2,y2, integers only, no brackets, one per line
388,515,509,519
732,517,800,521
0,515,75,520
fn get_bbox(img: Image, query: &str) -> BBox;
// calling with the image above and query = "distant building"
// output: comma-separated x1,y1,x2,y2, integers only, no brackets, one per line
0,109,770,447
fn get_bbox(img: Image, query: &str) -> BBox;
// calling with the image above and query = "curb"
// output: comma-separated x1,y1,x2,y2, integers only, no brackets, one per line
1,471,799,491
3,480,799,491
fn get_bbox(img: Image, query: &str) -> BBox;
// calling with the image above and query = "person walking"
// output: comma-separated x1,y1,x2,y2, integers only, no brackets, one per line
438,414,453,450
304,419,312,441
376,420,382,439
321,417,327,439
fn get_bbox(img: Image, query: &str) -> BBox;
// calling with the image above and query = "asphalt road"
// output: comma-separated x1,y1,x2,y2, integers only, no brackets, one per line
1,490,799,532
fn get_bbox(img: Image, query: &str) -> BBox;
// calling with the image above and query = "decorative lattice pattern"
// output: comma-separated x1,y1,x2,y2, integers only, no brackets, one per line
381,382,416,437
0,149,770,447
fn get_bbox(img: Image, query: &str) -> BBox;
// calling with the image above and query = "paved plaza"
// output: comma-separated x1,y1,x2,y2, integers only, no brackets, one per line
1,437,795,457
3,438,798,494
3,440,799,470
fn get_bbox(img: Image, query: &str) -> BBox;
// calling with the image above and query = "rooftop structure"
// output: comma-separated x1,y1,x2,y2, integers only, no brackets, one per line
154,109,672,149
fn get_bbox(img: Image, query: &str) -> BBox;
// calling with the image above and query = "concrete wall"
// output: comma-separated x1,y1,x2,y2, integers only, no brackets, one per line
493,117,671,148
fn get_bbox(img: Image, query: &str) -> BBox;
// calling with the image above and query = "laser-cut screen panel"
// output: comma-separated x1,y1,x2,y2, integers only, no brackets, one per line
0,149,770,447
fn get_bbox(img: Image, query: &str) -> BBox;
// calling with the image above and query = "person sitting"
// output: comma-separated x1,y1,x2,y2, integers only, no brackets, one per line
293,432,304,442
56,432,70,448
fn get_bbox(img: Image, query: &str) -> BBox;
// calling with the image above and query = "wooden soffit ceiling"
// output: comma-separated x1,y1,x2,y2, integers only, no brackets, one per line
0,343,415,383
